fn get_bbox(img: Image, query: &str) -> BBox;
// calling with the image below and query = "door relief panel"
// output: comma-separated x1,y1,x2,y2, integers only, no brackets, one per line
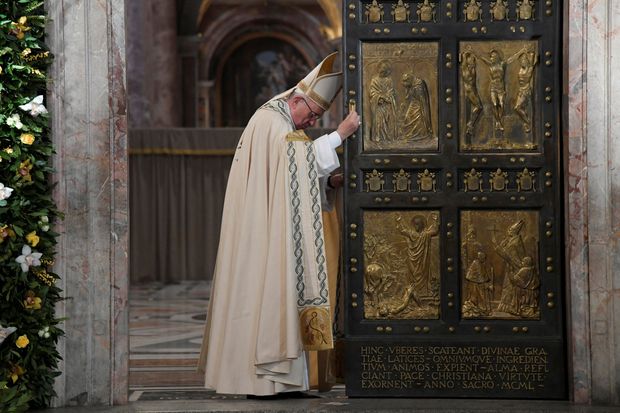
362,42,439,151
459,40,539,151
364,210,440,319
460,210,540,320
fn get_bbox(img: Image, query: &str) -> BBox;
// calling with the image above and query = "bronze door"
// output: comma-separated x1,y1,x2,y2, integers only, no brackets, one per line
343,0,565,398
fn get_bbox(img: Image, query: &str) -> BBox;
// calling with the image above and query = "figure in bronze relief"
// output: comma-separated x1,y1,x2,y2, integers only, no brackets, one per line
460,51,483,138
461,227,483,270
463,251,494,317
363,211,440,319
400,71,434,143
472,47,526,132
494,220,526,315
396,213,439,297
510,256,540,317
364,262,386,308
364,240,416,318
493,219,540,318
370,62,398,142
513,48,539,134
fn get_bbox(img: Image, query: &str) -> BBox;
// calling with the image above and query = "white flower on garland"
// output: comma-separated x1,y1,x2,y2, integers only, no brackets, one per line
38,326,51,339
39,215,50,232
6,113,23,129
0,182,13,201
15,245,42,273
19,95,48,117
0,182,13,206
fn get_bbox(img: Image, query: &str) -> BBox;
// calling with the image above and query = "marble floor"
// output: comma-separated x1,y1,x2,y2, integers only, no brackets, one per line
36,281,620,411
129,281,210,395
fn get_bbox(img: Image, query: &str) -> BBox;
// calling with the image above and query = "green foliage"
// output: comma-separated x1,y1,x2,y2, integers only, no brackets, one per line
0,381,32,413
0,1,63,411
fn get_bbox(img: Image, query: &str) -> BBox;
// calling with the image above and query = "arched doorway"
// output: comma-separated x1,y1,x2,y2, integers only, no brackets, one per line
216,34,312,126
124,0,333,397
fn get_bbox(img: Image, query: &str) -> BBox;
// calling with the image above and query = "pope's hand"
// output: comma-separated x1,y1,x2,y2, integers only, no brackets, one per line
337,110,360,141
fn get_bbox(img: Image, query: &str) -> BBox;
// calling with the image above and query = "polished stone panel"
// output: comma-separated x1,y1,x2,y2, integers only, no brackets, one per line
566,0,620,405
47,0,128,406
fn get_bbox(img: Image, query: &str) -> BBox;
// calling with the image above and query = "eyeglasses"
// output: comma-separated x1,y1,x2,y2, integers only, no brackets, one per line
300,98,322,120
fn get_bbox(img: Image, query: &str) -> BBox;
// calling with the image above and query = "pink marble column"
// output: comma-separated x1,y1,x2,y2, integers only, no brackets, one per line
566,0,620,405
47,0,128,406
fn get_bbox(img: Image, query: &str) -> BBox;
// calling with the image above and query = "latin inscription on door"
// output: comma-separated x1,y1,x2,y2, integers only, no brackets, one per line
347,340,565,398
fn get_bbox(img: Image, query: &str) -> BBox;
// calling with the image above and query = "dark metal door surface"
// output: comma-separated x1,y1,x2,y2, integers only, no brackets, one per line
343,0,565,398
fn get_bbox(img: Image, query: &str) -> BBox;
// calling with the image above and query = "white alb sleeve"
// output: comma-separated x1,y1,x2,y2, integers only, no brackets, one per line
312,131,341,178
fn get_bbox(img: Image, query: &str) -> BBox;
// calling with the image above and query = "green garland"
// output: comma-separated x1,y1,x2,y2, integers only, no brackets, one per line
0,1,62,412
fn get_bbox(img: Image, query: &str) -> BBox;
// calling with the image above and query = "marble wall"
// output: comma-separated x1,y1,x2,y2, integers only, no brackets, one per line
566,0,620,405
44,0,619,407
47,0,128,406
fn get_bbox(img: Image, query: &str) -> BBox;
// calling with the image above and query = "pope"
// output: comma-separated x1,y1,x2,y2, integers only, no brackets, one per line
198,52,359,396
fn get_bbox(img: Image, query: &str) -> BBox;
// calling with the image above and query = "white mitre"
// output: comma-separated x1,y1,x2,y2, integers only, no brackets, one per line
296,52,343,111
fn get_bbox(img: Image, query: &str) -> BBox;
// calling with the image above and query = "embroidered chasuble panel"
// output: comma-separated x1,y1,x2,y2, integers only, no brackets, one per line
343,0,565,399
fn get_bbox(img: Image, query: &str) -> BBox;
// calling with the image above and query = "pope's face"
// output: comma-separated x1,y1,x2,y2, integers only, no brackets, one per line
290,96,324,130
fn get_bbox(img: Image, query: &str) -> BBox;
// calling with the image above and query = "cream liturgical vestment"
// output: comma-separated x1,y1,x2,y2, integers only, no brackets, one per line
198,96,342,395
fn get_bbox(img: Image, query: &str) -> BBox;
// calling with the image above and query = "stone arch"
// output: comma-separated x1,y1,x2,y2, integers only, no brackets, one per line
213,31,314,126
198,5,330,79
195,4,333,126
